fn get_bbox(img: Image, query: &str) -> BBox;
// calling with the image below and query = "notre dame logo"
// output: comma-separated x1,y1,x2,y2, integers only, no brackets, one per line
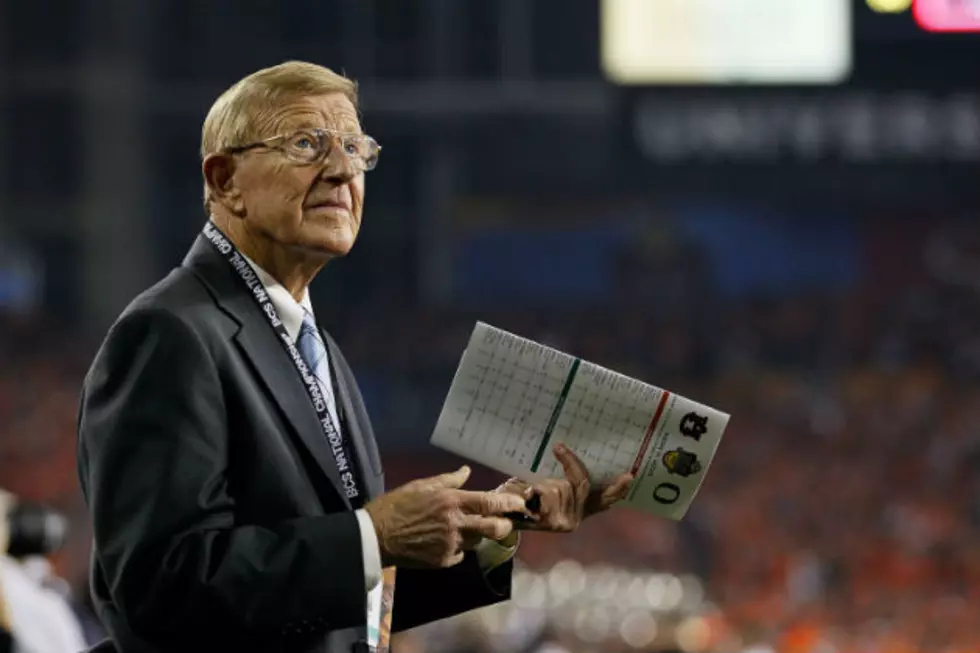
662,448,702,477
679,412,708,441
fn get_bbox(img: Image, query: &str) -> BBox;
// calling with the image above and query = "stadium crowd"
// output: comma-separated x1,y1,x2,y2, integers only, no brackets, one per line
2,221,980,652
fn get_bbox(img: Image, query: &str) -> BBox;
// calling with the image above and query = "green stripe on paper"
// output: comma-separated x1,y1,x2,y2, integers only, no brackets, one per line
530,358,581,472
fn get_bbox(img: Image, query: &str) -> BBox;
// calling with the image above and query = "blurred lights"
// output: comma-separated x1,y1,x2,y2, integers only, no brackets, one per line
679,575,706,609
676,616,712,652
573,606,612,643
620,611,659,648
913,0,980,31
626,577,648,607
513,571,549,609
589,566,621,601
547,560,586,601
866,0,912,12
506,562,708,646
644,574,667,607
601,0,851,84
494,608,547,653
662,575,685,610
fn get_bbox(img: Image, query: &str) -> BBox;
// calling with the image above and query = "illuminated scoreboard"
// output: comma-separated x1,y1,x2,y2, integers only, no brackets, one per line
600,0,853,85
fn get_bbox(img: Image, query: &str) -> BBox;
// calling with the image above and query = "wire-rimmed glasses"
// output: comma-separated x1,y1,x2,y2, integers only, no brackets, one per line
225,128,381,172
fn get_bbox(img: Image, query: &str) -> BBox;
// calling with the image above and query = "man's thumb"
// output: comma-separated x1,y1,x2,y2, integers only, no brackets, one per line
434,465,471,489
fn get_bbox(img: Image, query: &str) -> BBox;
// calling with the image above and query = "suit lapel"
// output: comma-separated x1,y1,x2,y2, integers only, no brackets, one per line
183,234,352,509
234,324,351,509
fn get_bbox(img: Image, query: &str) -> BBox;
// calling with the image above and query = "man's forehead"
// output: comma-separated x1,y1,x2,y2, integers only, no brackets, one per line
268,95,362,134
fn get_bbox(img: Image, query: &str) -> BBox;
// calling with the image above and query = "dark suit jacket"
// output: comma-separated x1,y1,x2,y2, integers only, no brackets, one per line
76,233,512,653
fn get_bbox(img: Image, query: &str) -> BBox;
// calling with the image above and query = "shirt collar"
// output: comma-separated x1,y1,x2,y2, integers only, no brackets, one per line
239,252,313,342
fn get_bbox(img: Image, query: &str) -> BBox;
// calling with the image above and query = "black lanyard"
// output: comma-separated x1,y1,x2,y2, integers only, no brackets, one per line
202,220,365,506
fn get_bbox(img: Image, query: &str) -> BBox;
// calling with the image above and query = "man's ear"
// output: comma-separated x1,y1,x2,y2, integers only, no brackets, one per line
203,153,245,215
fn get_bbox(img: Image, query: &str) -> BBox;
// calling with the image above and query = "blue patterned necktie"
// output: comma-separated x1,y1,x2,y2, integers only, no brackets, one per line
295,311,341,432
296,311,396,652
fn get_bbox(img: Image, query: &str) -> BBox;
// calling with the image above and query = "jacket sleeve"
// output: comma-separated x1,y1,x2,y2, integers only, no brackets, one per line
77,307,366,640
390,554,513,633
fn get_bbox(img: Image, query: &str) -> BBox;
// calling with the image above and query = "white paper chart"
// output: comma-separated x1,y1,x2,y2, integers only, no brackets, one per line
430,322,730,520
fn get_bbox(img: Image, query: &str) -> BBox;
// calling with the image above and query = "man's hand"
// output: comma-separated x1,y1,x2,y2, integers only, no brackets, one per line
498,443,633,533
363,465,530,568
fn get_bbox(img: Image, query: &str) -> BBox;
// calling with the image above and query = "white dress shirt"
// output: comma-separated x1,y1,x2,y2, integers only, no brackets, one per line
241,256,517,622
0,555,87,653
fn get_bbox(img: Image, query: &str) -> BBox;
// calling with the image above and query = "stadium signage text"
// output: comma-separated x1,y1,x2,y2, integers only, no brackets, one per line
633,92,980,163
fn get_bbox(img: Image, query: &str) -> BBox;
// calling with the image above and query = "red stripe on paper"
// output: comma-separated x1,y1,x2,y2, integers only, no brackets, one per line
630,392,671,476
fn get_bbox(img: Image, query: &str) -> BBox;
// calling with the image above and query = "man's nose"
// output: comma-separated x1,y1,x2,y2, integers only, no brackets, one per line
319,139,357,184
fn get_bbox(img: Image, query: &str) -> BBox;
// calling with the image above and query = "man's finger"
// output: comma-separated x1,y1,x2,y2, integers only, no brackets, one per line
442,550,466,568
599,473,634,509
496,477,533,498
455,489,529,515
512,518,545,532
554,443,590,489
459,514,515,542
421,465,472,490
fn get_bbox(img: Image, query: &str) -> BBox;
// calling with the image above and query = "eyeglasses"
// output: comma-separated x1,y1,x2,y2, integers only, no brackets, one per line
225,128,381,172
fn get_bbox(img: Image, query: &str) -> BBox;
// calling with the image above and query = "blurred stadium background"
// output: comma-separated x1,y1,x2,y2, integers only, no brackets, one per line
2,1,980,651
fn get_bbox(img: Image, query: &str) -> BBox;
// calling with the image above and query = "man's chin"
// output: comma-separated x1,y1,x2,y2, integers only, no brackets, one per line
300,211,358,256
322,241,355,258
304,229,358,259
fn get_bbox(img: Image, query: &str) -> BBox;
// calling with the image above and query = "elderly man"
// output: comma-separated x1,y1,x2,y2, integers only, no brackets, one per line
76,61,632,653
